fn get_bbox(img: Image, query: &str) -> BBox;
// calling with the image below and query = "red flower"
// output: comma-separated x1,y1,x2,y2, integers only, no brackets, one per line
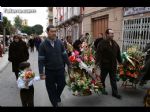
89,55,94,61
126,71,131,76
140,65,144,70
119,70,124,76
69,56,76,63
91,79,96,84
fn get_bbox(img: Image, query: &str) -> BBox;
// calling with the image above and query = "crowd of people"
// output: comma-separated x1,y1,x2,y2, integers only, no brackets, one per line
7,24,150,107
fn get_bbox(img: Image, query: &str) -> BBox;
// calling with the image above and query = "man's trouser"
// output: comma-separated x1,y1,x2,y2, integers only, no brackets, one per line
100,67,118,95
45,68,66,107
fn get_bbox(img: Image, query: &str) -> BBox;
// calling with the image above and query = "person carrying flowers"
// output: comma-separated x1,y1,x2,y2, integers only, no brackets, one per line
64,36,73,57
17,62,40,107
73,39,82,55
139,43,150,86
95,29,122,99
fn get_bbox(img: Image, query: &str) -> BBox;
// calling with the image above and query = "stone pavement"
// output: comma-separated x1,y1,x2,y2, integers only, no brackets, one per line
0,52,9,73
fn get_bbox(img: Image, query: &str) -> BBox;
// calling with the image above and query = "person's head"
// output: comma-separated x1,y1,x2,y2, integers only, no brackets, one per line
98,33,103,38
19,62,30,71
105,29,114,40
46,25,57,40
13,35,20,42
85,33,89,37
73,40,82,51
66,36,72,44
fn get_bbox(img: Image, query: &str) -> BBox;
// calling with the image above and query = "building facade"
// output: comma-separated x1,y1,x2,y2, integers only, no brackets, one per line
48,7,53,25
53,7,150,52
82,7,123,47
22,19,28,26
53,7,84,42
122,7,150,51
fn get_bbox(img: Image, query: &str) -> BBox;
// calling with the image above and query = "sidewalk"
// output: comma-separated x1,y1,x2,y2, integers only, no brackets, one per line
0,52,9,73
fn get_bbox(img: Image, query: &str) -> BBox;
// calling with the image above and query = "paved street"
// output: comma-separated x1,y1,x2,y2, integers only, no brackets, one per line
0,49,148,107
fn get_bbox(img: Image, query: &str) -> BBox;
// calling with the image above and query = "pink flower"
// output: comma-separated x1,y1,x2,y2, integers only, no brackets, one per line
83,56,88,61
76,58,81,63
74,50,79,56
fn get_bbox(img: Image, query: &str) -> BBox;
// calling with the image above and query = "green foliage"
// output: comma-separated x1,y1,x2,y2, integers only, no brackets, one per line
21,26,33,35
32,24,43,35
0,16,14,35
14,15,22,31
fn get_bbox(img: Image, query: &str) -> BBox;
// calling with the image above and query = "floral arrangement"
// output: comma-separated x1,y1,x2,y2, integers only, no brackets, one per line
66,42,73,54
118,46,144,83
67,42,103,96
20,70,35,80
66,68,103,96
17,70,40,89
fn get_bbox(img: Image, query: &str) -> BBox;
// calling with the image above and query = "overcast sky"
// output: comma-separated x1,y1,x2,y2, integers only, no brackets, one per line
1,7,48,35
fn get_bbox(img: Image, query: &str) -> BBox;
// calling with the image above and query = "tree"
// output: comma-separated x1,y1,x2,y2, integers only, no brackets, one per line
21,26,33,35
0,16,14,35
32,24,43,35
14,15,22,31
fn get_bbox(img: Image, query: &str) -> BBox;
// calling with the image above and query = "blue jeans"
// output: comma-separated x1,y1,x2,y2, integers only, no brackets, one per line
45,68,66,107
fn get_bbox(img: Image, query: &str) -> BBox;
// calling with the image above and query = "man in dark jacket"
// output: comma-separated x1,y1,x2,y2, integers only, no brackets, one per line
95,29,122,99
139,43,150,86
38,25,71,107
28,37,35,52
94,33,103,51
8,35,29,80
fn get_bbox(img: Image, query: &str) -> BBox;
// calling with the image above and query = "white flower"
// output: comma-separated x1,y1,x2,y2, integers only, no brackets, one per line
74,91,78,96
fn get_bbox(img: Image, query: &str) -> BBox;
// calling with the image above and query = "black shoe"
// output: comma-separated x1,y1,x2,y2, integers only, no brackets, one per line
112,94,122,99
57,98,61,102
139,81,147,86
101,89,108,95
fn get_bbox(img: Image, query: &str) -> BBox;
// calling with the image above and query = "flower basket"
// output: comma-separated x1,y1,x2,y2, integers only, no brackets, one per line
67,45,103,96
118,46,144,89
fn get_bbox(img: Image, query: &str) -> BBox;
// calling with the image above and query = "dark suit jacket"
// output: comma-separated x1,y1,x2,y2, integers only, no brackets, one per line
95,39,122,71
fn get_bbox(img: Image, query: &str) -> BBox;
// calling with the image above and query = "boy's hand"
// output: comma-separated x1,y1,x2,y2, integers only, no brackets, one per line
25,81,29,88
40,74,46,80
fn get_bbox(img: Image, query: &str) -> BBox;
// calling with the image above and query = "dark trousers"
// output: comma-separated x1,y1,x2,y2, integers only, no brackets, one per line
101,67,118,95
15,71,19,80
45,68,66,107
20,85,34,107
30,46,34,52
140,59,150,81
